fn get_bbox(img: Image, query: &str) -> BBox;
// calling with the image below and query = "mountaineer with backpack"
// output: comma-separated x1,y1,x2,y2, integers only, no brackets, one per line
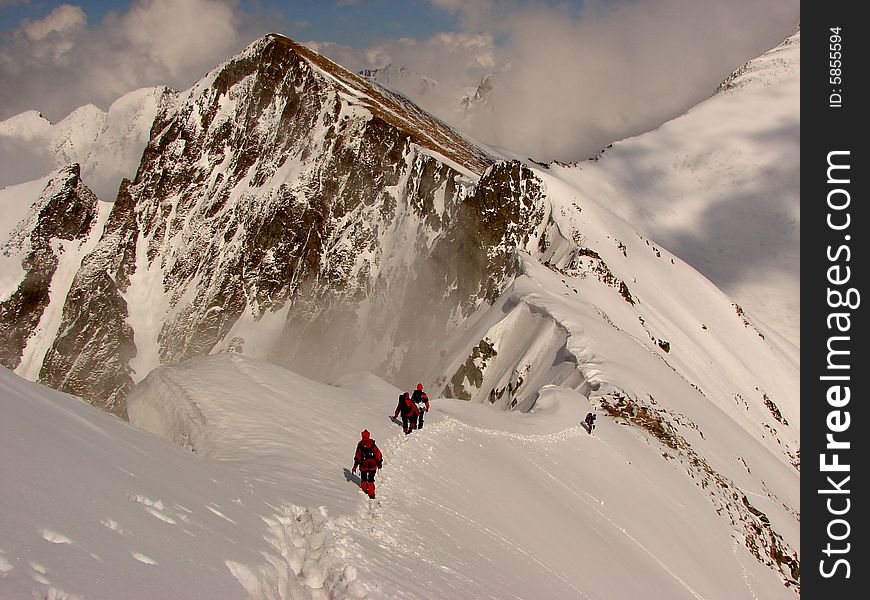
584,412,597,434
352,429,383,499
411,383,430,430
393,391,420,435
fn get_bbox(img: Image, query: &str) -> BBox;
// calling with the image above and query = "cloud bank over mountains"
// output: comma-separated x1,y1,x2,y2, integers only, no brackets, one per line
1,0,799,161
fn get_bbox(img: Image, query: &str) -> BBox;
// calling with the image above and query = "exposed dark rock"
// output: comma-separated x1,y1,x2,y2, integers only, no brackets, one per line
446,338,498,401
39,179,140,418
0,165,98,371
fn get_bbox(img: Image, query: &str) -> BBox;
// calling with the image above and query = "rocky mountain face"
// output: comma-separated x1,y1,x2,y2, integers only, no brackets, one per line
38,180,139,418
1,34,559,414
0,165,98,375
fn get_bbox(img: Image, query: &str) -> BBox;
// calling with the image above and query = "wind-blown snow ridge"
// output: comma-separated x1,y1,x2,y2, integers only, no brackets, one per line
4,335,799,598
124,352,798,598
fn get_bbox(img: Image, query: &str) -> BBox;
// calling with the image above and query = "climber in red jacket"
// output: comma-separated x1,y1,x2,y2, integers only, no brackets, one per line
393,391,420,435
352,429,383,499
411,383,430,429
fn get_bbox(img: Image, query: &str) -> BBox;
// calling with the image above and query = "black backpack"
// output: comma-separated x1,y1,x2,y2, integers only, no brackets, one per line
359,441,376,461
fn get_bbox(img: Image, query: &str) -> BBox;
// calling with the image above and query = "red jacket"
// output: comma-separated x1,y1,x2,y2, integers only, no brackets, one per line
394,393,420,418
354,438,383,471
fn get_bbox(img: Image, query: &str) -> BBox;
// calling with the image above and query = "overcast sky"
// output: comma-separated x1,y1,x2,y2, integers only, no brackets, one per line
0,0,800,161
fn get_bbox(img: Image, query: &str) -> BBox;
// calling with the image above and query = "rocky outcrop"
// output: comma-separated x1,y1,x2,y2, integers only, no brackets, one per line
39,180,140,418
0,165,98,371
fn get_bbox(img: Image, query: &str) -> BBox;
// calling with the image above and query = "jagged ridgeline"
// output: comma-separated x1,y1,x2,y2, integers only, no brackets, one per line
0,34,558,416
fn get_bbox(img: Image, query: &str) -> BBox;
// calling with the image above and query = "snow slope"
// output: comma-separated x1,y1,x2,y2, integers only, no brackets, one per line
2,353,798,599
0,87,169,200
551,31,800,348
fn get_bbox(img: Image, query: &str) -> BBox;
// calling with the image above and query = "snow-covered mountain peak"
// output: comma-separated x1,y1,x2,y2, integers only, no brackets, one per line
0,86,171,199
715,29,800,96
184,33,492,176
0,109,52,139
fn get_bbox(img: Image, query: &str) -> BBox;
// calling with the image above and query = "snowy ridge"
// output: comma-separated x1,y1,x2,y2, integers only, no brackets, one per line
715,31,800,95
435,168,798,465
120,353,797,599
0,109,51,139
0,87,171,200
553,30,800,348
3,341,798,598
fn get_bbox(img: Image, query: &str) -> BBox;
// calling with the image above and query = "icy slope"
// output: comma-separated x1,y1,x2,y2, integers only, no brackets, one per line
551,31,800,347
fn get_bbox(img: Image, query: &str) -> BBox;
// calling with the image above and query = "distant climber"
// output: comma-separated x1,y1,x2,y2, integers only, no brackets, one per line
393,391,420,435
352,430,383,499
411,383,430,429
584,412,597,434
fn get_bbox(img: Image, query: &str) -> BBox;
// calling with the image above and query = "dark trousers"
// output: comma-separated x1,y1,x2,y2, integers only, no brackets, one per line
359,469,376,497
402,415,416,433
416,408,425,429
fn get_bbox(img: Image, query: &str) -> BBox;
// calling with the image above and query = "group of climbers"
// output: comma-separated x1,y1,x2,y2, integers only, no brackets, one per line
353,385,599,500
352,383,430,499
393,383,429,434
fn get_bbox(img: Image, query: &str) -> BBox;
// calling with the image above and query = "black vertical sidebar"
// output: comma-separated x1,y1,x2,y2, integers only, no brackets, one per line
802,3,867,599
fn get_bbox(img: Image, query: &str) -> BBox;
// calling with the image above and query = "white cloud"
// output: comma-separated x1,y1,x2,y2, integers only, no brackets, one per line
350,0,801,161
0,0,276,122
20,3,85,41
1,0,800,163
309,0,798,161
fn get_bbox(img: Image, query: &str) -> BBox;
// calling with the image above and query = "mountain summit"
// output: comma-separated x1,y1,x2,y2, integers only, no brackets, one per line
1,33,543,413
